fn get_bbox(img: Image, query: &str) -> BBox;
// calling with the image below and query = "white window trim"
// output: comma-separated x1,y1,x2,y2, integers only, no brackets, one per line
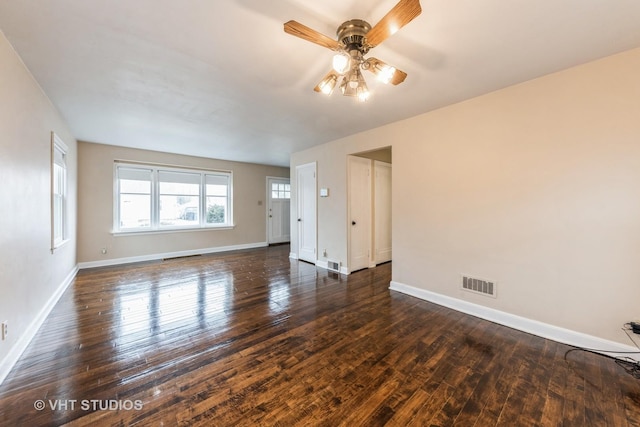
51,132,69,252
113,162,234,234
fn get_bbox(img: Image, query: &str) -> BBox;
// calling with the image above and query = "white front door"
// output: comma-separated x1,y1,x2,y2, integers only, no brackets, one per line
296,162,316,263
348,156,372,272
374,161,392,264
267,177,290,244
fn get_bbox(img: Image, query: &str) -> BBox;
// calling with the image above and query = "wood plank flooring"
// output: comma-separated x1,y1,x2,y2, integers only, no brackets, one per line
1,244,639,426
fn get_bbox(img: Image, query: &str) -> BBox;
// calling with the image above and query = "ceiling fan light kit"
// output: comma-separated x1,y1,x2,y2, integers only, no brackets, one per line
284,0,421,102
318,72,339,95
332,52,351,74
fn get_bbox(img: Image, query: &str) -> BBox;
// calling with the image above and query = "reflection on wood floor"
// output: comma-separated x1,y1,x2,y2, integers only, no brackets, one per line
0,244,639,426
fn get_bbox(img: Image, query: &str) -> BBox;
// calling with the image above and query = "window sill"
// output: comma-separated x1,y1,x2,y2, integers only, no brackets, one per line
112,225,235,237
51,238,70,253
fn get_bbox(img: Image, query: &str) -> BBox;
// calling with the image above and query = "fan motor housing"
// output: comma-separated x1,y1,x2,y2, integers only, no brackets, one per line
337,19,371,53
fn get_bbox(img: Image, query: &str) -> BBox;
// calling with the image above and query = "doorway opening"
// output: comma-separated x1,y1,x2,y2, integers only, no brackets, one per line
347,147,392,273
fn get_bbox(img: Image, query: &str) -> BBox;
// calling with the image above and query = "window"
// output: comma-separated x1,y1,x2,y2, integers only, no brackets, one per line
159,171,200,227
118,167,152,229
51,132,69,250
206,174,230,225
271,182,290,199
115,163,232,232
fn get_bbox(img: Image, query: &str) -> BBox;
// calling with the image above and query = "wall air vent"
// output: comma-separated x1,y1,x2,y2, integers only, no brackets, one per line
461,275,497,298
327,260,341,273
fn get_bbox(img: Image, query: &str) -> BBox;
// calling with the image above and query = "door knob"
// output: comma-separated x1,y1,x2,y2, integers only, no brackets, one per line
352,220,356,225
298,218,302,222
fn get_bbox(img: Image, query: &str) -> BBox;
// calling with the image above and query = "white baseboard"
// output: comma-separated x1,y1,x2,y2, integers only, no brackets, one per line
389,280,639,362
315,260,328,269
0,265,78,386
78,242,268,269
289,252,298,260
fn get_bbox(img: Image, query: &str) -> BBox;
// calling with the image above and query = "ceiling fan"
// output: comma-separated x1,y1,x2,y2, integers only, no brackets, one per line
284,0,422,102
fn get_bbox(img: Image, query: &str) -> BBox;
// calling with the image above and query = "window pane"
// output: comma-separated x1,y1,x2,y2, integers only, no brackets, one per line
206,174,228,186
207,184,227,197
117,167,151,229
206,175,228,197
119,167,152,181
120,194,151,229
158,170,200,184
159,171,200,195
205,174,229,225
206,197,227,224
52,156,66,244
53,146,65,166
160,195,199,226
159,171,200,227
160,182,199,196
120,179,150,194
53,194,63,241
53,164,63,194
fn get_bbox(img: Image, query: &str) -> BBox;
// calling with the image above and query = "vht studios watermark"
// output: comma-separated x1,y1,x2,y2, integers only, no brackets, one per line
34,399,143,411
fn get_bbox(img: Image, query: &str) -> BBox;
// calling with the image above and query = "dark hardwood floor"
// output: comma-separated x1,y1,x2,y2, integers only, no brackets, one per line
1,244,639,426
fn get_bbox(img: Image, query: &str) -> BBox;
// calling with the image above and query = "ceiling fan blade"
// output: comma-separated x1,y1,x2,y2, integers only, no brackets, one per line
390,69,407,85
365,57,407,85
365,0,422,48
284,20,340,50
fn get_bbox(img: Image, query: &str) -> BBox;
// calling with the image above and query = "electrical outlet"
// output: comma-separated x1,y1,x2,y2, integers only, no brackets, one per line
1,321,7,340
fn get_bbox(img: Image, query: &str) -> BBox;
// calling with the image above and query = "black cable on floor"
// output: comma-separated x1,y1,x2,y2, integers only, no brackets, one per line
563,326,640,380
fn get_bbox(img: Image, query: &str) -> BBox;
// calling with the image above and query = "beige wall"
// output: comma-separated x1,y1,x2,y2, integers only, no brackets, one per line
291,47,640,345
78,142,289,264
0,31,78,369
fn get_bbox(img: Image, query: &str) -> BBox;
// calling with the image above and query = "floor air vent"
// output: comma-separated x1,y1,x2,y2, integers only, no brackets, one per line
162,254,202,261
461,275,496,298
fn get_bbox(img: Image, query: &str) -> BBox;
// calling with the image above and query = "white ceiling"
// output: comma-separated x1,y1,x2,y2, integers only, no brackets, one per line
1,1,640,167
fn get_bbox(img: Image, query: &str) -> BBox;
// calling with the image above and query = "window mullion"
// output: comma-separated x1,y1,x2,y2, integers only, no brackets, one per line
228,174,232,225
152,168,159,229
200,173,205,227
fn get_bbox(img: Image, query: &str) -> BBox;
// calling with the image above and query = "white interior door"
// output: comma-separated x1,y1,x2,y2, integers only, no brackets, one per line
296,162,316,263
374,161,392,264
267,177,290,244
348,156,372,272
